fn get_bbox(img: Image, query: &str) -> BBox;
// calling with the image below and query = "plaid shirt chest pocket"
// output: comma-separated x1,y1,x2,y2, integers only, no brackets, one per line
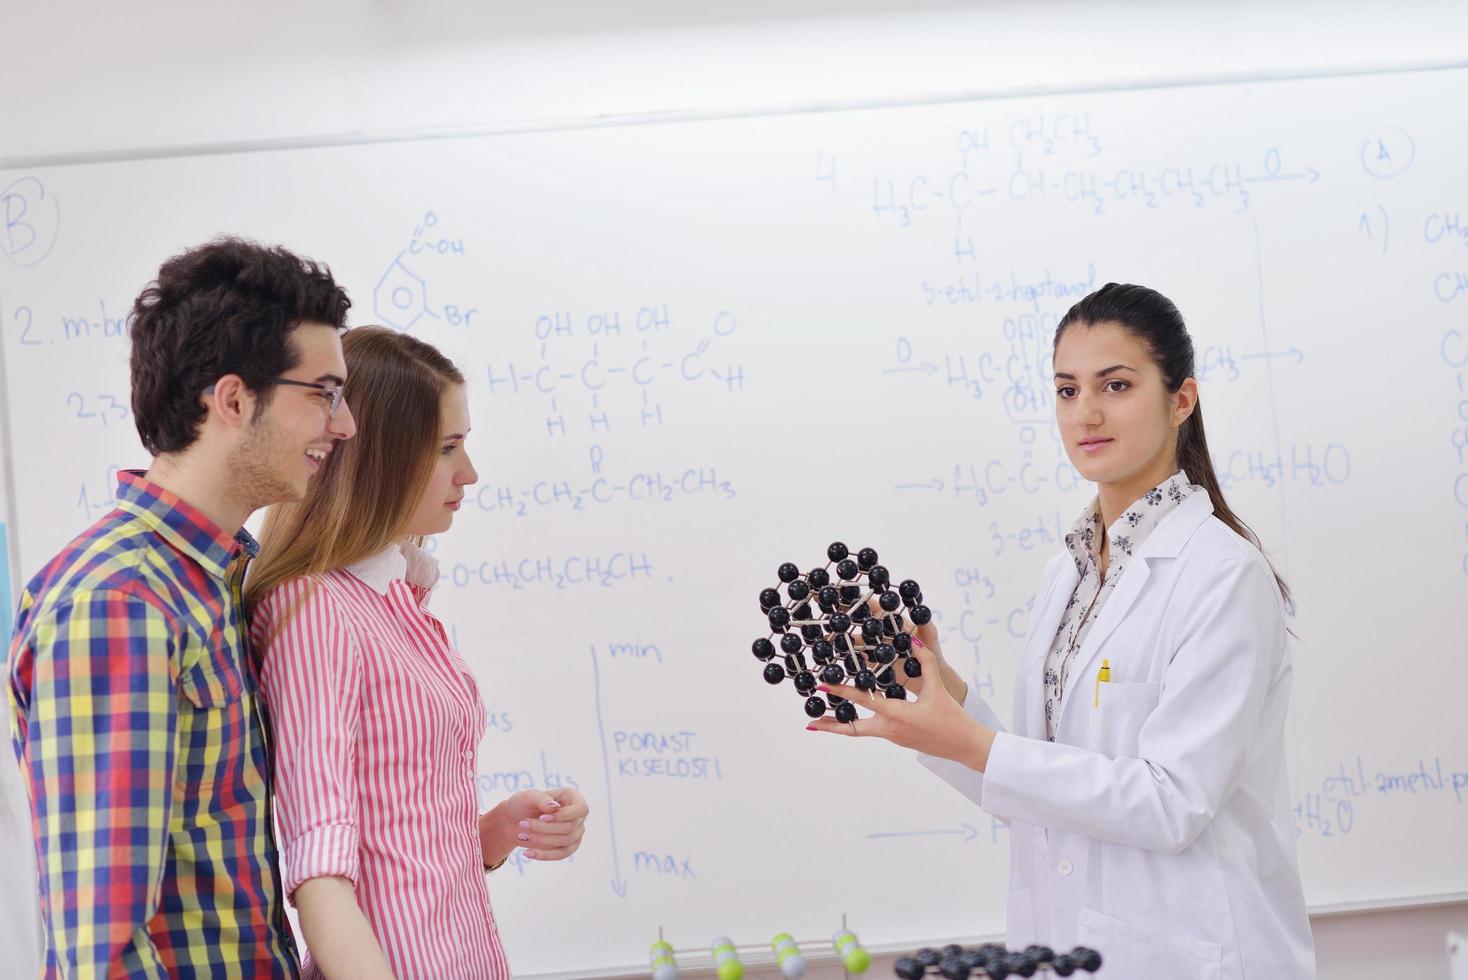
178,633,246,707
174,630,255,805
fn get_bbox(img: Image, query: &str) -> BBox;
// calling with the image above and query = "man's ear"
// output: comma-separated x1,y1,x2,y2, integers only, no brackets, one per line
202,374,258,430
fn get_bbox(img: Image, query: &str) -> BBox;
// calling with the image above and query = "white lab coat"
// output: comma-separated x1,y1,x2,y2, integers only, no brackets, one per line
921,492,1316,979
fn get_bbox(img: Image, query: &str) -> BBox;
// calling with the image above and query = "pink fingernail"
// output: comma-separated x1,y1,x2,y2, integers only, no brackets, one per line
912,636,925,648
805,725,818,731
546,800,562,808
516,833,530,842
524,850,538,859
539,813,556,822
817,684,830,693
518,820,530,830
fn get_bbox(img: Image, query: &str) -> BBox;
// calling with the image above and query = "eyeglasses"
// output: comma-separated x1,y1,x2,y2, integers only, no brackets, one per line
202,377,347,418
271,378,347,417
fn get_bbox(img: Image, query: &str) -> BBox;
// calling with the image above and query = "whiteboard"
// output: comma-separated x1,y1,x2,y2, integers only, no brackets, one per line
2,65,1467,977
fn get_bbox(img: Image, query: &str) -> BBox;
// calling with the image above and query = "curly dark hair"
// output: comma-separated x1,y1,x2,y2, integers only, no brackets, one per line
129,237,352,455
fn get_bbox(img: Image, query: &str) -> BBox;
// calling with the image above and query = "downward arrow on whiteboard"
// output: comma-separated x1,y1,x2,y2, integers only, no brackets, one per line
591,646,629,898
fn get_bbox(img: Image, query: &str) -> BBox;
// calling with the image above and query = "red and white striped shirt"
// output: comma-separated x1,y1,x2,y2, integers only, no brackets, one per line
253,542,511,979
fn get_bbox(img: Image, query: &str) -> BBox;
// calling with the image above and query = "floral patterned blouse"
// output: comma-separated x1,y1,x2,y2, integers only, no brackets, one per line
1042,470,1199,741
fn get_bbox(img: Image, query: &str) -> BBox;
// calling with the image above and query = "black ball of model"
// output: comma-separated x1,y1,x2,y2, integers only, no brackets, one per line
762,663,785,684
803,696,826,718
893,958,924,980
1008,952,1039,977
834,701,858,724
938,957,970,979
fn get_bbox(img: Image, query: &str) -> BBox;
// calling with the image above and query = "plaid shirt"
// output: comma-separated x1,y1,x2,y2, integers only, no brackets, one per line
7,470,298,978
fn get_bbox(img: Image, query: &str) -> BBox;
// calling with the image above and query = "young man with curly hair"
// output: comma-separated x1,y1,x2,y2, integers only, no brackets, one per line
6,238,356,977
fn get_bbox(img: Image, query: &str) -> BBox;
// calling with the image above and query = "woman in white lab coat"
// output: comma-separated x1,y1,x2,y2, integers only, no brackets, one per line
810,283,1316,979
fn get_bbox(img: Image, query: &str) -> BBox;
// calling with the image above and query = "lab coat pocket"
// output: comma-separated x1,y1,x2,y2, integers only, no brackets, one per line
1090,679,1158,758
1077,907,1221,980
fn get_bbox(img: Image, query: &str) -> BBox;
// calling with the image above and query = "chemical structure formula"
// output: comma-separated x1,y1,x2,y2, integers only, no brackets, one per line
486,305,747,439
372,211,479,332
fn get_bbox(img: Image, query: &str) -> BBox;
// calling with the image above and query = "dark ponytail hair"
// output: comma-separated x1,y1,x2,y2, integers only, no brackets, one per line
1055,283,1291,606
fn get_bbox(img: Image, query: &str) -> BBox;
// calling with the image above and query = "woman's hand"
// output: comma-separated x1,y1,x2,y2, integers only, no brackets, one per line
480,788,590,867
807,638,995,772
883,611,968,704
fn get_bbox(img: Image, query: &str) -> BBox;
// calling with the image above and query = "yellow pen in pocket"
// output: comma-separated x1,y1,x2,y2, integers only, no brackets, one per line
1093,658,1111,707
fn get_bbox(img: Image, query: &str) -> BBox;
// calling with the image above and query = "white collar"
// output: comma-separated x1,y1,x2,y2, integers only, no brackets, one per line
343,540,440,596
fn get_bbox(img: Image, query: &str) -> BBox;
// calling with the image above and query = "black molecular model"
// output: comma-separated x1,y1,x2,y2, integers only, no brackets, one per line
894,944,1102,979
752,542,931,724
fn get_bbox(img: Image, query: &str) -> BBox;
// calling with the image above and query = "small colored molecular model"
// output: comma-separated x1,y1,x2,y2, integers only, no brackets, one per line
833,929,873,973
771,932,807,978
752,542,930,723
648,930,869,978
710,937,743,980
894,944,1102,979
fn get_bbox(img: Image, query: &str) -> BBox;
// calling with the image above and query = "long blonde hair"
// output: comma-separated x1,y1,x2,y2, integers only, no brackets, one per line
245,326,465,627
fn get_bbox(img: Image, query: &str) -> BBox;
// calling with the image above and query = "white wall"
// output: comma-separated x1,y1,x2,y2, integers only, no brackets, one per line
3,1,1466,977
6,0,1468,166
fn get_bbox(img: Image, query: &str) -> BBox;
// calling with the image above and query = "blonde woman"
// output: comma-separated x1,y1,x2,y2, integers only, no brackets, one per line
246,327,589,979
